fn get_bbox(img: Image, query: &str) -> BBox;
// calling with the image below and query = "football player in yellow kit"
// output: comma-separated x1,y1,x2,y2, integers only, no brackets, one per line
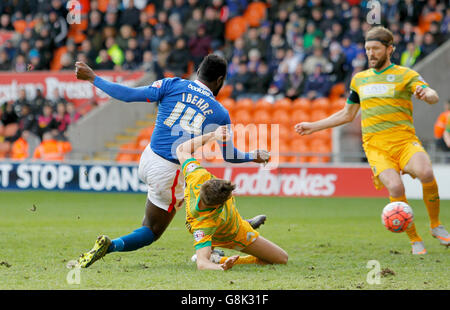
295,26,449,254
176,126,288,270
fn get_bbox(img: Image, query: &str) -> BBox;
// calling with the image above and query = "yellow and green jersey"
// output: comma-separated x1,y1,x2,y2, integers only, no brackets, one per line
347,64,429,142
182,158,243,250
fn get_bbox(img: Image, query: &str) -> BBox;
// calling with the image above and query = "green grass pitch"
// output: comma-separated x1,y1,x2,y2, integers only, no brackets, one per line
0,191,448,290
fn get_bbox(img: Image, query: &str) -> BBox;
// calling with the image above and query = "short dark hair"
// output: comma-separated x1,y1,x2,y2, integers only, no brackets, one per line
197,54,227,82
200,179,235,206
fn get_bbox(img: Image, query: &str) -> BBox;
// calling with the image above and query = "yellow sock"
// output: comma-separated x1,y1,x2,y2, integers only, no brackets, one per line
219,255,263,265
389,195,422,243
422,179,441,229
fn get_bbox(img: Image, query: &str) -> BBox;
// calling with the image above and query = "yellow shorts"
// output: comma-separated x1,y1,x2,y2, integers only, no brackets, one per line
212,219,259,251
363,137,427,189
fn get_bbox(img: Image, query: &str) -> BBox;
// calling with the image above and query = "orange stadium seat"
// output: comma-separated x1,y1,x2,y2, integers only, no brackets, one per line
13,20,27,34
98,0,110,12
225,16,248,41
292,98,311,113
291,108,310,126
243,2,267,27
253,110,271,124
271,110,290,125
312,98,330,113
217,84,233,101
116,142,139,162
50,46,68,71
289,138,310,163
255,98,273,114
329,83,346,100
236,98,253,110
233,109,252,124
221,97,235,113
277,140,292,163
274,98,292,113
310,109,328,122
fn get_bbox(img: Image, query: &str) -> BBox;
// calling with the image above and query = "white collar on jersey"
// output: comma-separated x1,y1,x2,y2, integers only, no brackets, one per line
194,79,213,95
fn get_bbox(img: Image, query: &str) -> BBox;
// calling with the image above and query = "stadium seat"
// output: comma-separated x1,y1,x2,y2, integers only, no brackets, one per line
116,142,139,162
233,109,252,124
329,83,346,100
221,97,235,113
225,16,248,41
276,140,292,163
243,2,267,27
271,110,290,125
253,110,271,124
13,20,27,34
274,98,292,113
292,98,311,113
289,138,309,163
291,108,310,126
310,110,328,122
236,98,254,109
50,46,68,71
217,84,233,101
98,0,109,12
255,98,273,114
312,98,330,113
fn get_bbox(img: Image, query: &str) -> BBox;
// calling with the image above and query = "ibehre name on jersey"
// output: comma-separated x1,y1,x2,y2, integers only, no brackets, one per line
182,86,214,115
360,83,395,99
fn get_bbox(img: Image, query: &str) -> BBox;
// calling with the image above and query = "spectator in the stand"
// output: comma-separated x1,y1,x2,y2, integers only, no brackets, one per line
156,40,171,70
31,88,47,116
60,53,74,70
285,62,306,100
173,0,191,23
95,49,115,70
421,32,438,58
231,37,247,62
279,48,301,75
170,22,189,47
122,49,139,70
14,89,29,117
399,0,420,24
226,55,240,81
116,24,134,52
48,89,67,110
341,36,360,68
184,7,203,38
105,37,124,66
38,104,59,139
428,21,445,46
120,0,141,29
48,9,68,48
434,99,450,153
345,18,364,44
401,42,421,68
33,131,71,161
1,100,18,127
244,28,265,57
140,50,164,79
151,24,171,54
0,14,14,31
230,62,251,100
139,26,154,52
0,50,11,70
303,22,323,50
247,49,261,74
54,102,70,133
14,54,27,73
267,63,290,100
188,24,211,70
166,38,190,76
66,102,81,127
328,42,347,83
13,104,39,141
268,48,286,75
87,10,104,52
330,22,344,42
247,62,272,100
11,130,41,160
80,40,98,68
204,6,224,50
303,64,331,100
303,47,330,76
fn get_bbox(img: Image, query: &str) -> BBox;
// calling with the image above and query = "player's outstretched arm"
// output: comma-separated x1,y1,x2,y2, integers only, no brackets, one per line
176,126,230,166
75,61,151,103
195,246,238,270
295,103,360,135
414,86,439,105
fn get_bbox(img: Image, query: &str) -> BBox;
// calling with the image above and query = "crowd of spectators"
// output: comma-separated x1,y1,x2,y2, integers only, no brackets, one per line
0,0,449,104
0,88,78,160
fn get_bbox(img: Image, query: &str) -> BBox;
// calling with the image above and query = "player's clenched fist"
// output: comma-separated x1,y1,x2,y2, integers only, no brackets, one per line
75,61,96,83
220,255,239,270
214,125,231,142
294,122,315,135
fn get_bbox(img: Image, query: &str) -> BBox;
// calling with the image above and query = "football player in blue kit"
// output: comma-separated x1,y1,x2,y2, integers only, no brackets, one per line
73,54,269,267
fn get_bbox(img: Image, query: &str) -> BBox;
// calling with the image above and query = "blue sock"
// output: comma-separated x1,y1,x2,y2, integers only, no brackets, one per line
107,226,155,253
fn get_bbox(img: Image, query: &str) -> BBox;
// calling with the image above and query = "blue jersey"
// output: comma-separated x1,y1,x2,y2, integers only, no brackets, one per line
93,76,252,164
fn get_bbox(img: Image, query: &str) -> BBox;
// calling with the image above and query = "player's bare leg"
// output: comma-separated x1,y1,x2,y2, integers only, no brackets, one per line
142,199,177,241
403,153,449,247
240,236,288,265
378,169,426,254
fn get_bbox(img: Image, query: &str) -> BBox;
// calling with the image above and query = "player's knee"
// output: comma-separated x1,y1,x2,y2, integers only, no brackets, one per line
273,250,288,265
416,167,434,183
386,180,405,197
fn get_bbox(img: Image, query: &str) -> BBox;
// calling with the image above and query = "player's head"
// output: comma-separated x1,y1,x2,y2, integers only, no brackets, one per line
200,179,235,207
197,54,228,96
365,26,395,70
